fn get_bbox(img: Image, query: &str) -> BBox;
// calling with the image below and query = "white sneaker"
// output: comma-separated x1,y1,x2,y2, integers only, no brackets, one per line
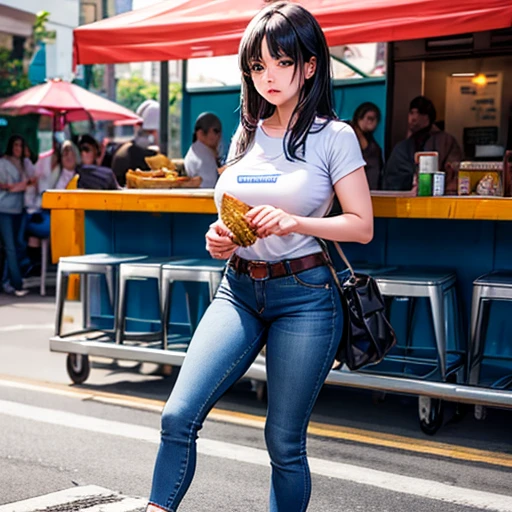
14,289,29,297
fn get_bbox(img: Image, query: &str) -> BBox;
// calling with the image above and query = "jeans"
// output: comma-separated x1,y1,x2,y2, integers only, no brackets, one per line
149,260,343,512
0,213,23,291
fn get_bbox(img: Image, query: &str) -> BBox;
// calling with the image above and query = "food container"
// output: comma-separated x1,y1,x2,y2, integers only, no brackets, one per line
457,161,504,196
432,172,445,196
418,172,432,196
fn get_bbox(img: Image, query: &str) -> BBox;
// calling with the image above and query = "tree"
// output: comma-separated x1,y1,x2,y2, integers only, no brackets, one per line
116,75,181,113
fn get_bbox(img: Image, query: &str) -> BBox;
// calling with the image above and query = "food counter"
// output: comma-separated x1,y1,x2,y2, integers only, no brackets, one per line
42,190,512,401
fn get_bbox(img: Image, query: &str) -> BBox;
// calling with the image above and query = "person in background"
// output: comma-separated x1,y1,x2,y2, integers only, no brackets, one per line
77,135,120,190
111,100,160,186
382,96,462,191
184,112,223,188
0,135,31,296
350,102,383,190
24,140,79,246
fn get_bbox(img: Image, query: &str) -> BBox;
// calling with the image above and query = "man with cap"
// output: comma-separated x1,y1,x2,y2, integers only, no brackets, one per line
382,96,462,191
111,99,160,187
184,112,223,189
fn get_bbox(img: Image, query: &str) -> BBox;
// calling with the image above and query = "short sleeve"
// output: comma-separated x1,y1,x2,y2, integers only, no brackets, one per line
326,123,367,185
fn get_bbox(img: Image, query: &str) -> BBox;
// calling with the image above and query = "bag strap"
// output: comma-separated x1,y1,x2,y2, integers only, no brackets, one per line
331,241,356,279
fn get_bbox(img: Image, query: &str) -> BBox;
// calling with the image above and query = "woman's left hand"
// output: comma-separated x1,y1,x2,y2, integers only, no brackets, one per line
246,205,299,238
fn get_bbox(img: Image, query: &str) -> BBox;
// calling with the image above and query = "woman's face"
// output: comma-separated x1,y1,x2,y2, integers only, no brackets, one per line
249,37,316,110
62,147,76,170
358,111,379,134
12,139,23,159
80,144,97,166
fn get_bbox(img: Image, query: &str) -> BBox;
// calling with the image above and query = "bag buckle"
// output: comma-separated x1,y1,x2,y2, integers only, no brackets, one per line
248,261,270,281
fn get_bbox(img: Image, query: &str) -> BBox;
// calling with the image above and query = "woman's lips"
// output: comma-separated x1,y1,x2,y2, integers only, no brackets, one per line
267,89,280,94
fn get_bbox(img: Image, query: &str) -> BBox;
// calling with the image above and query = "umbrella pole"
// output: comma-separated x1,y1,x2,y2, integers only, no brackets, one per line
160,60,169,156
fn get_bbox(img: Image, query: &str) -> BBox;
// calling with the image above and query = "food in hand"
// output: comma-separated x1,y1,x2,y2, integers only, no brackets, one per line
220,193,258,247
145,154,176,171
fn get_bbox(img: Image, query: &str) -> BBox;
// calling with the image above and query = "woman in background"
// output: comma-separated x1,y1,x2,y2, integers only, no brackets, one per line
351,102,383,190
0,135,31,296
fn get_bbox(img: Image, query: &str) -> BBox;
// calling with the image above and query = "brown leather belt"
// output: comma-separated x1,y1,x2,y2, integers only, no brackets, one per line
229,252,328,281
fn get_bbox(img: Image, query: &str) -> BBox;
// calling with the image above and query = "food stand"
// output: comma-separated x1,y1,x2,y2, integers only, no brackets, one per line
43,0,512,433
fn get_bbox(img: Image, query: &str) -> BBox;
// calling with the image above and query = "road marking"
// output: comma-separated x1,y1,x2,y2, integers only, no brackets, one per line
0,324,54,332
0,399,511,511
0,485,146,512
1,374,512,469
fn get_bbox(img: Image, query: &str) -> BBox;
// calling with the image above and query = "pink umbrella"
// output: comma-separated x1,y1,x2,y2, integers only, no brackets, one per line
0,78,141,129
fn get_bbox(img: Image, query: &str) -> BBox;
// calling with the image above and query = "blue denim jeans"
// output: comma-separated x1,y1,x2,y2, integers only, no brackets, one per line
0,213,24,291
149,259,343,512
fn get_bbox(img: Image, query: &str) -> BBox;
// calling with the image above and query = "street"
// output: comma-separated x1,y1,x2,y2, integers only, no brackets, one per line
0,293,511,511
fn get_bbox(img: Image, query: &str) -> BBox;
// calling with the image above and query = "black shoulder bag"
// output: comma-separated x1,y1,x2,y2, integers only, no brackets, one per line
321,240,397,371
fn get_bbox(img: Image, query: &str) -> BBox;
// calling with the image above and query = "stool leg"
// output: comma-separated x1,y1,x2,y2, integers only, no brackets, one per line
116,272,128,345
428,285,447,381
81,274,90,330
208,272,223,302
161,277,172,350
105,266,117,332
55,268,68,336
469,287,485,385
40,238,48,296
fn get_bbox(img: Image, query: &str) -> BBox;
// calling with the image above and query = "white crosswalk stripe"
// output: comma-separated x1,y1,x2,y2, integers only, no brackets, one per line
0,485,146,512
1,399,512,511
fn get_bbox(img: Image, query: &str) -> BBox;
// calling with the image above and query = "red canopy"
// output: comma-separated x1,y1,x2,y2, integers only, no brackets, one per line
0,79,142,125
74,0,512,65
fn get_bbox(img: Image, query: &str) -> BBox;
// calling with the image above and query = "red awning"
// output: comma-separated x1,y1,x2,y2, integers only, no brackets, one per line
74,0,512,65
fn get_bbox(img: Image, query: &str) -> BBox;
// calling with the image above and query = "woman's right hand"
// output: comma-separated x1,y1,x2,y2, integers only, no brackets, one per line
206,219,237,260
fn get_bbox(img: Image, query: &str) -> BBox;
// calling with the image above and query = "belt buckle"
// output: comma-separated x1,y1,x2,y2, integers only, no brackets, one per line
248,261,269,281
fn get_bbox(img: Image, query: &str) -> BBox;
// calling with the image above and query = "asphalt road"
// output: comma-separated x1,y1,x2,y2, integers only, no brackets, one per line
0,292,511,511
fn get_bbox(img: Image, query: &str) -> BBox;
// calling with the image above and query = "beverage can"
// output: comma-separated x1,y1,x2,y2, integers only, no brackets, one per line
432,172,445,196
418,172,432,196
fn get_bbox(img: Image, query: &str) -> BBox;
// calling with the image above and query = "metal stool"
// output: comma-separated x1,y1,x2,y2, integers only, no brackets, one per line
161,259,226,349
371,269,464,382
116,257,176,345
55,253,147,337
469,270,512,391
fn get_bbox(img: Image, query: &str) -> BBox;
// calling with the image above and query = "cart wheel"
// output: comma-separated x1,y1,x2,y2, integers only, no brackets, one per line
255,382,267,403
474,404,487,421
452,402,469,423
418,396,444,435
66,354,90,384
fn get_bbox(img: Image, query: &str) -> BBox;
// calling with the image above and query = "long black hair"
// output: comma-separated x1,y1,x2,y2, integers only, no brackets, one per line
235,2,336,162
4,135,26,170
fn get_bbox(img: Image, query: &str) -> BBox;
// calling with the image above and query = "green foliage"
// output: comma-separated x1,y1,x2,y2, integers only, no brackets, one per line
117,75,181,114
0,48,31,98
34,11,56,44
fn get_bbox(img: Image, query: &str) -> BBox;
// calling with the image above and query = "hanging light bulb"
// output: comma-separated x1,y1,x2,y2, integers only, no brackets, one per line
471,73,488,86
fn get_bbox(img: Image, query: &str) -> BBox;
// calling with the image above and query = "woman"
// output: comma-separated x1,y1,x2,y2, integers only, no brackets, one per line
351,102,383,190
25,140,79,242
0,135,31,296
147,3,373,512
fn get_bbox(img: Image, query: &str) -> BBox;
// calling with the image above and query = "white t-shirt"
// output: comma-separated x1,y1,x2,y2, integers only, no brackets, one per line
214,118,366,261
184,140,219,188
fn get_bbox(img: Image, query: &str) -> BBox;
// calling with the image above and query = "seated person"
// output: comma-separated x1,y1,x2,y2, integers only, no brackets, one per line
382,96,462,191
111,99,160,186
184,112,223,188
77,135,120,190
350,102,383,190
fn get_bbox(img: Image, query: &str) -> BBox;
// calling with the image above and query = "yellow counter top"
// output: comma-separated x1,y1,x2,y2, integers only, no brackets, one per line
42,189,512,221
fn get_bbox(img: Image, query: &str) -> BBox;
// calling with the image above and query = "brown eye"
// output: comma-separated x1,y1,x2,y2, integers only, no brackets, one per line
250,62,264,73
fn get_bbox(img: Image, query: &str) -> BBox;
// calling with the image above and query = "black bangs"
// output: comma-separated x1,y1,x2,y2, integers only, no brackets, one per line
234,2,336,164
240,11,304,76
